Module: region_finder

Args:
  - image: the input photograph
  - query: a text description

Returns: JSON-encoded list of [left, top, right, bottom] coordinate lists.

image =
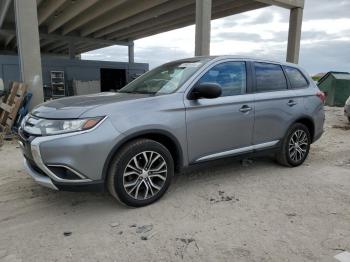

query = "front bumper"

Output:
[[19, 117, 124, 190], [23, 158, 58, 190]]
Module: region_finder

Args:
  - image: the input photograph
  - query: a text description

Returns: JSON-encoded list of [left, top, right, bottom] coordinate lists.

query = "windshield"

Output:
[[119, 59, 209, 95]]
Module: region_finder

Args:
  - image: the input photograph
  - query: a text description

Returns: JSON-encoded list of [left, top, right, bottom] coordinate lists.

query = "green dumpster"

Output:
[[318, 72, 350, 106]]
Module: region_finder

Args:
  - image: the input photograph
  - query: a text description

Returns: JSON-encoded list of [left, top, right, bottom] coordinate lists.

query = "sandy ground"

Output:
[[0, 106, 349, 262]]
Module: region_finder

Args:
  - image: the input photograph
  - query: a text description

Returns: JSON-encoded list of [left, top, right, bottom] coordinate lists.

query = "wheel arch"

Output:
[[102, 129, 184, 181], [292, 116, 315, 142]]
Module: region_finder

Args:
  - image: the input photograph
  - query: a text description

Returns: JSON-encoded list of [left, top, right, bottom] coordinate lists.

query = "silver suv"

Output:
[[19, 56, 325, 207]]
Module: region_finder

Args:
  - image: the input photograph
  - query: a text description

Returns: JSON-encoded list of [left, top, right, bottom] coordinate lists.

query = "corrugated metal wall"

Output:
[[0, 55, 148, 93]]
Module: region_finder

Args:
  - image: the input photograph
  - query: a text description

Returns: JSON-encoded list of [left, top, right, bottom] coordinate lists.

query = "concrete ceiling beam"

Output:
[[80, 0, 169, 37], [62, 0, 127, 35], [0, 28, 130, 47], [93, 0, 194, 38], [107, 5, 195, 40], [52, 44, 71, 53], [45, 41, 67, 52], [38, 0, 67, 25], [65, 41, 94, 54], [254, 0, 304, 9], [40, 38, 56, 48], [48, 0, 99, 33], [108, 0, 247, 40], [39, 32, 130, 46], [123, 2, 267, 41], [126, 19, 193, 41], [76, 43, 108, 54]]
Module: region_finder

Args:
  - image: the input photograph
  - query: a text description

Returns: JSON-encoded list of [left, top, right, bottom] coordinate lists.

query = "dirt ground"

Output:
[[0, 106, 349, 262]]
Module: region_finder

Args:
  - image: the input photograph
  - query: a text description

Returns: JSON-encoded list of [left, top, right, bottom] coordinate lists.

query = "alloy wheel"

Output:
[[123, 151, 168, 200], [288, 129, 308, 162]]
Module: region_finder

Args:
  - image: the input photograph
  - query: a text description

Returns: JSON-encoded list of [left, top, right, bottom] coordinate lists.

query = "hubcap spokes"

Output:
[[288, 130, 308, 162], [123, 151, 167, 200]]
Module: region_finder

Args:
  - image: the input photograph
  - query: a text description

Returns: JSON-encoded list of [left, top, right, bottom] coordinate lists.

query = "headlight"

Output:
[[23, 116, 104, 136]]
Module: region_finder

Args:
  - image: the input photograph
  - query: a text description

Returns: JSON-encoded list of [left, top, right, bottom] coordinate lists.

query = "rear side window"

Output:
[[198, 62, 246, 97], [284, 66, 309, 89], [254, 62, 287, 92]]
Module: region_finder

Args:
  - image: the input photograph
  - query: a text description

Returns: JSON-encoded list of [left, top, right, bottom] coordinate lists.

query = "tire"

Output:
[[348, 116, 350, 123], [107, 139, 174, 207], [276, 123, 311, 167]]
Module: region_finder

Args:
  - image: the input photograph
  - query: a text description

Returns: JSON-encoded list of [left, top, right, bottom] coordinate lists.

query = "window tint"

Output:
[[198, 62, 246, 97], [254, 62, 287, 92], [284, 66, 308, 89]]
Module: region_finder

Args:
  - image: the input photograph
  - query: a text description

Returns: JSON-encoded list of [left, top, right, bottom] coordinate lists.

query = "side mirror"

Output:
[[190, 82, 222, 100]]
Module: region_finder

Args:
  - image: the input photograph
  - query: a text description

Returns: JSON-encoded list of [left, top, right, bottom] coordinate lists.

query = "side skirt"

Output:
[[195, 140, 280, 163], [183, 145, 281, 174]]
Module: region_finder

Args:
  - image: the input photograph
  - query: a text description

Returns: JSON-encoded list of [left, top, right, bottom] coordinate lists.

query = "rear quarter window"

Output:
[[284, 66, 309, 89], [254, 62, 288, 92]]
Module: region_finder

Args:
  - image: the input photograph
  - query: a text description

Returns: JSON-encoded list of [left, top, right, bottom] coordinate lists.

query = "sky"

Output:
[[81, 0, 350, 75]]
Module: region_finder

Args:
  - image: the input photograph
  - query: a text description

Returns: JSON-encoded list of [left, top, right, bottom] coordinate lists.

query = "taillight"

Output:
[[316, 91, 326, 103]]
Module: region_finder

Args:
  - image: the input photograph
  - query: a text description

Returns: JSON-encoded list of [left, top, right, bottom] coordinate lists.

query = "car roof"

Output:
[[169, 55, 299, 68], [212, 55, 298, 66]]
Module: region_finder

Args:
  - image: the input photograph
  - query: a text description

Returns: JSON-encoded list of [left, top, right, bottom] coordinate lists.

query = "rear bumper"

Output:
[[312, 104, 325, 143], [313, 129, 324, 143]]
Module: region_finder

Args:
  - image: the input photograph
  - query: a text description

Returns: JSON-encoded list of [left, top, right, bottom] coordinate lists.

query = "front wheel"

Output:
[[276, 123, 311, 167], [107, 139, 174, 207]]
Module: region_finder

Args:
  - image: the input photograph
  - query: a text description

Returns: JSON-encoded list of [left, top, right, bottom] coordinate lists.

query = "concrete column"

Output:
[[195, 0, 212, 56], [14, 0, 44, 108], [128, 41, 134, 63], [286, 7, 303, 64], [69, 41, 76, 59]]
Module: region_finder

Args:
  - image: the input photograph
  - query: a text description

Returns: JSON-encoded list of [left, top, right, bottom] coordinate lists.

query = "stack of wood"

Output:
[[0, 82, 28, 144]]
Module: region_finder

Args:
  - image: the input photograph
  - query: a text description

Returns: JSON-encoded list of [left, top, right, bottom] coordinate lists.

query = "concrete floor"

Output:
[[0, 106, 349, 262]]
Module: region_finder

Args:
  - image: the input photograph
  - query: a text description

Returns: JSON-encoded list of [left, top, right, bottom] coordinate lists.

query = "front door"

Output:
[[184, 61, 255, 163]]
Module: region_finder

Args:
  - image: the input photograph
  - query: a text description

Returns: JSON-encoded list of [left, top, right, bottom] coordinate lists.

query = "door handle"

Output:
[[287, 100, 297, 107], [239, 105, 252, 113]]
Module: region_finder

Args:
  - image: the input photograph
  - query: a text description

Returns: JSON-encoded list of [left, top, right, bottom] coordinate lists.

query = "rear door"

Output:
[[252, 62, 303, 145], [184, 60, 255, 163]]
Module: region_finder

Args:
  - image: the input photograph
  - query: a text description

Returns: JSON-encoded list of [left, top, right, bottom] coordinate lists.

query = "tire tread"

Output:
[[276, 123, 311, 167], [107, 138, 173, 207]]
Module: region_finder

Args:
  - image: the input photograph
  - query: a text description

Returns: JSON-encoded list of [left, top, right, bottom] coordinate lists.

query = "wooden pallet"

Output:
[[0, 81, 28, 134]]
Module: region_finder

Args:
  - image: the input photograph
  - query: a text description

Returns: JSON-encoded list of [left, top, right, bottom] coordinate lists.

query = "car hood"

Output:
[[31, 92, 152, 119]]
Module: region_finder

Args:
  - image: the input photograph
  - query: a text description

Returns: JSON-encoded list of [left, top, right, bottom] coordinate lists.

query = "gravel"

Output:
[[0, 106, 349, 261]]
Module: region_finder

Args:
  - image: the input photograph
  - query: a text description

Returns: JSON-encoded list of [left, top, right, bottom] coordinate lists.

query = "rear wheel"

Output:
[[107, 139, 174, 207], [276, 123, 311, 167]]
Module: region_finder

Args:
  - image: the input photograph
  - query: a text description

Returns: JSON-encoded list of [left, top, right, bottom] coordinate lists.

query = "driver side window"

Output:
[[198, 62, 247, 97]]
